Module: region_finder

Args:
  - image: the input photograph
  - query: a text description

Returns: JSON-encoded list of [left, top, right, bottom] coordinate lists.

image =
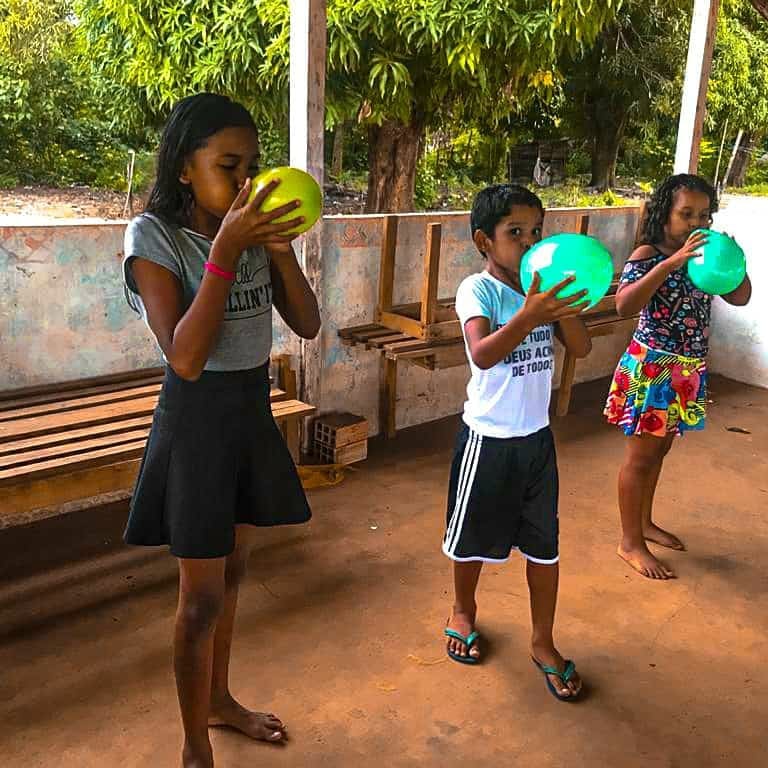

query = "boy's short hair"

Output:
[[470, 184, 545, 246]]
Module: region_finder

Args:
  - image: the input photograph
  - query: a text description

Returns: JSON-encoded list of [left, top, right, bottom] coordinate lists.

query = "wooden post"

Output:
[[721, 128, 744, 192], [380, 357, 398, 439], [420, 223, 442, 329], [376, 215, 399, 319], [290, 0, 326, 425], [555, 213, 590, 417], [674, 0, 720, 174]]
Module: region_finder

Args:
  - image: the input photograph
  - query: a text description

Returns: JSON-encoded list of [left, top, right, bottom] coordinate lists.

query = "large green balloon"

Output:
[[520, 233, 614, 309], [248, 166, 323, 234], [687, 228, 746, 295]]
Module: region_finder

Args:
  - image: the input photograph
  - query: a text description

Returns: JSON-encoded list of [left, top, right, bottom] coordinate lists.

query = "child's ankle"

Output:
[[452, 601, 477, 618]]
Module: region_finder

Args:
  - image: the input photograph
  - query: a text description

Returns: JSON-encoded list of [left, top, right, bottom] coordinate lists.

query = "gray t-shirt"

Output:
[[123, 213, 273, 371]]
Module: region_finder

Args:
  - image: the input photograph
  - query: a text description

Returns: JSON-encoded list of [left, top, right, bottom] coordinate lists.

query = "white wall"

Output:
[[709, 195, 768, 389]]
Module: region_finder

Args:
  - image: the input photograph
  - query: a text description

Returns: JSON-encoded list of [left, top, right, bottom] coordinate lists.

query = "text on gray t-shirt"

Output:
[[123, 213, 272, 371]]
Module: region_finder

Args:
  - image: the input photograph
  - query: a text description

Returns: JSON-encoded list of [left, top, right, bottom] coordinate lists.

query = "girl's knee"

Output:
[[178, 590, 225, 636]]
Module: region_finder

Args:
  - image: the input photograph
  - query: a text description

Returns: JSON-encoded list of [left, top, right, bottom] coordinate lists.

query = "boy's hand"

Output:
[[521, 273, 589, 327], [666, 230, 707, 271]]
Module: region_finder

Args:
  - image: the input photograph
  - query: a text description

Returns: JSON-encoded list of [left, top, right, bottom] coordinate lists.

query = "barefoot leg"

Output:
[[618, 435, 676, 579], [446, 560, 483, 660], [526, 560, 581, 697], [176, 558, 227, 768], [642, 435, 685, 550], [209, 526, 285, 743]]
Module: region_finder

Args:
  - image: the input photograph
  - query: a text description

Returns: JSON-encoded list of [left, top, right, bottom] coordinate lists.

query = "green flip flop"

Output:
[[531, 657, 581, 702], [444, 628, 481, 665]]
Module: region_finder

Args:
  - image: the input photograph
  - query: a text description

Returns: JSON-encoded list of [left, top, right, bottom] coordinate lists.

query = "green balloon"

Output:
[[248, 166, 323, 234], [687, 228, 746, 295], [520, 233, 614, 309]]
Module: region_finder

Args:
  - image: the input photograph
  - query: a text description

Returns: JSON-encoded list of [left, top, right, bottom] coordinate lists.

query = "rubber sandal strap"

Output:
[[444, 628, 480, 648], [533, 657, 577, 681]]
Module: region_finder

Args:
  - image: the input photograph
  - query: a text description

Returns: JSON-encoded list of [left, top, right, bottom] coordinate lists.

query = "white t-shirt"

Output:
[[455, 271, 555, 438]]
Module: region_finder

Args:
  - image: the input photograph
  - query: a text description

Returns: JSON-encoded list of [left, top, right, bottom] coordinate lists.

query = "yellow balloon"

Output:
[[247, 166, 323, 234]]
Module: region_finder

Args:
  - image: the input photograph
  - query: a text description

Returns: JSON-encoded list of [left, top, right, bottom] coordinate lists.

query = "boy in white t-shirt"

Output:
[[443, 184, 591, 701]]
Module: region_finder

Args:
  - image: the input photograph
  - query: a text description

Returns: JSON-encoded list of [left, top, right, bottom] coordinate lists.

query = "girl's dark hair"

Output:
[[145, 93, 258, 227], [470, 184, 544, 255], [641, 173, 718, 244]]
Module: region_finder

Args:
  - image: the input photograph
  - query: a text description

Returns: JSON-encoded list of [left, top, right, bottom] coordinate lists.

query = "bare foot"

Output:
[[644, 523, 686, 551], [617, 542, 676, 579], [531, 643, 582, 699], [182, 741, 213, 768], [445, 608, 480, 661], [209, 695, 286, 743]]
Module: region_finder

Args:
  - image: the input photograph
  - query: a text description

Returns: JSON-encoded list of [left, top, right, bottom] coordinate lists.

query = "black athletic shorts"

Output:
[[442, 424, 559, 564]]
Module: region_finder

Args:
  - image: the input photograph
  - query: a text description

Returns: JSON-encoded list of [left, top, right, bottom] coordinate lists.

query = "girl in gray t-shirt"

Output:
[[122, 93, 320, 766]]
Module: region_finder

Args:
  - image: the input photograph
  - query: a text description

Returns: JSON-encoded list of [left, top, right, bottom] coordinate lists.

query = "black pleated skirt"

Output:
[[124, 364, 311, 559]]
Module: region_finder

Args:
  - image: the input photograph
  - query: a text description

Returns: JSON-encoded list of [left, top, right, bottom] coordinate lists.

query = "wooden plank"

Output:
[[0, 368, 165, 404], [0, 416, 154, 458], [0, 440, 148, 484], [338, 323, 384, 339], [0, 383, 163, 422], [420, 223, 442, 326], [556, 351, 578, 417], [0, 396, 160, 443], [271, 400, 316, 420], [0, 429, 151, 471], [275, 354, 297, 400], [355, 328, 405, 343], [380, 356, 398, 439], [0, 374, 165, 412], [378, 311, 426, 340], [577, 214, 590, 235], [366, 333, 411, 349], [383, 338, 440, 354], [290, 0, 326, 422], [376, 215, 399, 318], [424, 319, 462, 341], [0, 459, 142, 518]]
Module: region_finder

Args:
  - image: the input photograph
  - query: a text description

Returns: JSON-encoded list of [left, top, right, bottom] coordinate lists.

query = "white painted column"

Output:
[[289, 0, 326, 417], [674, 0, 720, 174]]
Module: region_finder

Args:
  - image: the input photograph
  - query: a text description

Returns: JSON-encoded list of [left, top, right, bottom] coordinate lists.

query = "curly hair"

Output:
[[145, 93, 258, 228], [641, 173, 718, 245]]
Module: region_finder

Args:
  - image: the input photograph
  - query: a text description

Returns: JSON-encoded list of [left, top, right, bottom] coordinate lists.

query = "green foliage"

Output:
[[0, 0, 153, 189], [708, 0, 768, 132]]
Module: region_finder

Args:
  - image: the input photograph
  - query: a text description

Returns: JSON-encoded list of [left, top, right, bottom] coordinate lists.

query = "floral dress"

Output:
[[604, 251, 709, 437]]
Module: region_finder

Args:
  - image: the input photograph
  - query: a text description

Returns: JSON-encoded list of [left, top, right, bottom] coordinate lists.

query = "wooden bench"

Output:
[[0, 356, 315, 526], [339, 207, 644, 436]]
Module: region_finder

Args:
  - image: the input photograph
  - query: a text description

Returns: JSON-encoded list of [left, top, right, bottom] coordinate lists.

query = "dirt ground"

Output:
[[0, 183, 366, 221], [1, 375, 766, 768]]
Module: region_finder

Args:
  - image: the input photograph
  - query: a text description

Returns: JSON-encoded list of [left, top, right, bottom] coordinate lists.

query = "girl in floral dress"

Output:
[[605, 174, 751, 580]]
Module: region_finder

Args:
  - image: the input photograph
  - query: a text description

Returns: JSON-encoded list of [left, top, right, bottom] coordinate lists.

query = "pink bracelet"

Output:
[[204, 261, 235, 281]]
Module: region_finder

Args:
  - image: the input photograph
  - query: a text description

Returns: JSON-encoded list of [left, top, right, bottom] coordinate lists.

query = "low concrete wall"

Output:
[[709, 196, 768, 390], [318, 207, 642, 434], [2, 206, 643, 434], [0, 222, 298, 390]]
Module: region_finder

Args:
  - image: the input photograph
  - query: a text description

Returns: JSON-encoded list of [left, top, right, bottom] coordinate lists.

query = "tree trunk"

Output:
[[751, 0, 768, 21], [331, 123, 344, 179], [366, 116, 425, 213], [729, 130, 758, 187], [589, 106, 628, 190]]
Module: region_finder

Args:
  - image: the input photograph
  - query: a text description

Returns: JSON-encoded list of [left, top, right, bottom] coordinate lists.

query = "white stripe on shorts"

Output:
[[444, 430, 483, 556], [444, 429, 479, 548]]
